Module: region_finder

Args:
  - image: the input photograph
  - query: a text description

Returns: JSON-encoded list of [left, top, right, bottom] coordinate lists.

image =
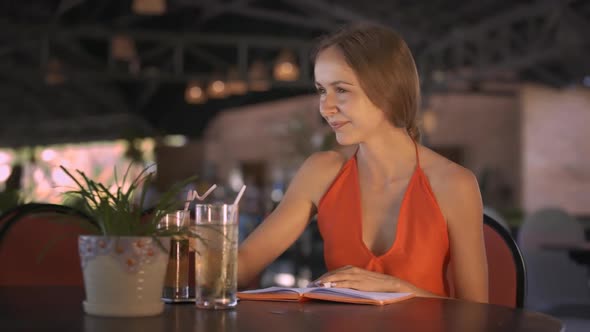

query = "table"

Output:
[[0, 287, 564, 332], [542, 241, 590, 266]]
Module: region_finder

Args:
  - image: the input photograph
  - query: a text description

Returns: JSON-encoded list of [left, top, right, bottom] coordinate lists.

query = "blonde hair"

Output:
[[313, 23, 421, 141]]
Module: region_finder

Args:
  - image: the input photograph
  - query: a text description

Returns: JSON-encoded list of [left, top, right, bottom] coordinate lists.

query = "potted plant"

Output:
[[61, 164, 196, 317]]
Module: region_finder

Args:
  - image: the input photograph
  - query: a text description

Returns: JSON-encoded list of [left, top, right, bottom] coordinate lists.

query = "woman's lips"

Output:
[[329, 121, 349, 130]]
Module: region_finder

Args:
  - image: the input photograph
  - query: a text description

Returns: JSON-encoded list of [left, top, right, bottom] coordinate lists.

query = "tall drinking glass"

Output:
[[159, 210, 193, 302], [193, 203, 239, 309]]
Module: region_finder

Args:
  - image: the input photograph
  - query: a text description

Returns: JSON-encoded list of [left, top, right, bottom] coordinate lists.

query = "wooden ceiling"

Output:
[[0, 0, 588, 146]]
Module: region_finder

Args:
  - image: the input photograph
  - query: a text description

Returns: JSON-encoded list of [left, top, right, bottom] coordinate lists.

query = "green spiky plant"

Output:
[[60, 164, 197, 238]]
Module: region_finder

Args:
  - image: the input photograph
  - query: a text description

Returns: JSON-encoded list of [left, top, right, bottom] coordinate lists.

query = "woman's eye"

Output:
[[316, 87, 326, 95], [336, 87, 347, 93]]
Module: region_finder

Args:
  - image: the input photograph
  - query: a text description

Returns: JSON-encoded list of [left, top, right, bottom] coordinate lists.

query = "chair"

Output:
[[0, 203, 97, 286], [517, 208, 590, 313], [518, 208, 585, 251], [483, 206, 510, 230], [287, 213, 528, 306], [0, 204, 24, 231], [483, 213, 527, 308]]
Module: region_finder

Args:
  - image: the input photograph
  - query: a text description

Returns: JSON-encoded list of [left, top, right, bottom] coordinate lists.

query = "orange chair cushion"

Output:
[[0, 214, 93, 286], [484, 224, 518, 307]]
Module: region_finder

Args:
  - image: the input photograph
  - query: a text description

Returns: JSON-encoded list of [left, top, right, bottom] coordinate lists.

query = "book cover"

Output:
[[237, 287, 415, 305]]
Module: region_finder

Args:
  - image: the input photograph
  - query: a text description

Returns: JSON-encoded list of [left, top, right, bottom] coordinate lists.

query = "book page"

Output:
[[238, 287, 415, 305], [239, 287, 307, 295], [309, 287, 412, 301]]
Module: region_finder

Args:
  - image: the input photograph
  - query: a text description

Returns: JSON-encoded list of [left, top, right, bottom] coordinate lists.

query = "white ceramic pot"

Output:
[[78, 235, 171, 317]]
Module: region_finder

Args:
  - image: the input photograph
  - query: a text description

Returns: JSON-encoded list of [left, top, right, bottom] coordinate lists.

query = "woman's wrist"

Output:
[[397, 281, 443, 298], [401, 281, 414, 293], [393, 278, 413, 293]]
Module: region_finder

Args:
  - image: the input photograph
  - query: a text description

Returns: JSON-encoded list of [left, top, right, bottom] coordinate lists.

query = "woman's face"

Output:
[[314, 46, 390, 146]]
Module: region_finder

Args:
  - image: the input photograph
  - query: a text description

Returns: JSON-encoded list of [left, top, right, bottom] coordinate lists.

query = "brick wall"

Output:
[[522, 84, 590, 215], [427, 92, 521, 209], [203, 95, 322, 185]]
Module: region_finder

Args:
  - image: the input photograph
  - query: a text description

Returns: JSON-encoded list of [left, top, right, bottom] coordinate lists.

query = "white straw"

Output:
[[233, 185, 247, 206], [184, 191, 192, 211], [194, 184, 217, 201], [184, 184, 218, 211], [229, 185, 246, 223]]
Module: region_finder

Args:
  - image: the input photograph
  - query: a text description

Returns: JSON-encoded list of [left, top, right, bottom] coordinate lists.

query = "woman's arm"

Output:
[[237, 152, 345, 288], [441, 168, 488, 303]]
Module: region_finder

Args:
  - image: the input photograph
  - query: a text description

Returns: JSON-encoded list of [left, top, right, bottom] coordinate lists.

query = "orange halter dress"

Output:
[[317, 144, 450, 296]]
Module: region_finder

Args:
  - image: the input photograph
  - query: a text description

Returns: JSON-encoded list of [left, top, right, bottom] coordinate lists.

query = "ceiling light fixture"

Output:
[[132, 0, 166, 15], [207, 79, 227, 99], [273, 49, 299, 81], [249, 60, 270, 92], [111, 35, 136, 61], [226, 67, 248, 95], [45, 58, 66, 85], [185, 81, 207, 104]]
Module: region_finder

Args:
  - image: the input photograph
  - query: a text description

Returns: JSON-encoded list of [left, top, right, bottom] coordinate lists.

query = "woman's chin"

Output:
[[335, 134, 358, 146]]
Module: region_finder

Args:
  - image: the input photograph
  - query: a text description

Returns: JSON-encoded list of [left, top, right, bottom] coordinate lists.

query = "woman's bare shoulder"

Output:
[[307, 149, 350, 167], [295, 148, 353, 205], [420, 147, 476, 186], [300, 149, 349, 181], [419, 146, 481, 219]]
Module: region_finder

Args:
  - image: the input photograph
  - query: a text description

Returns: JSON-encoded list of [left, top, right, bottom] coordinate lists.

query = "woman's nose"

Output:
[[320, 94, 338, 116]]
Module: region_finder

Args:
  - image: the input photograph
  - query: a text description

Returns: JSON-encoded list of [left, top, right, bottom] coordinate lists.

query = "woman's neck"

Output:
[[356, 127, 416, 185]]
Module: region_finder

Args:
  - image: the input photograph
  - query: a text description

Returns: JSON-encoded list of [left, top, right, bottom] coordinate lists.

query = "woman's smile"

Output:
[[329, 121, 351, 130]]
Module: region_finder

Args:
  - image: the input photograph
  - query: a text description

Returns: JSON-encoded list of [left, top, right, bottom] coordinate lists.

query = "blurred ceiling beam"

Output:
[[283, 0, 373, 23], [0, 21, 314, 86], [53, 36, 103, 67], [186, 46, 230, 69], [425, 0, 499, 30], [418, 0, 588, 89], [195, 4, 232, 25], [1, 20, 311, 47], [189, 0, 335, 30], [0, 63, 129, 119], [284, 0, 423, 44], [52, 0, 86, 22], [225, 6, 337, 30]]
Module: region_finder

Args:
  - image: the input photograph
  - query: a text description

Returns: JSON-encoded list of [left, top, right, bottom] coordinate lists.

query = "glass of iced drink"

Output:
[[159, 210, 194, 302], [193, 203, 239, 309]]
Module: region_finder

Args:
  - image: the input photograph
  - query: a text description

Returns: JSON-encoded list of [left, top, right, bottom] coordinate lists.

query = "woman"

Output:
[[238, 23, 488, 303]]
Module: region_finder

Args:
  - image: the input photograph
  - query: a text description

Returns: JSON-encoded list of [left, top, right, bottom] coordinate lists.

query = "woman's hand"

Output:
[[312, 265, 410, 293], [312, 265, 445, 298]]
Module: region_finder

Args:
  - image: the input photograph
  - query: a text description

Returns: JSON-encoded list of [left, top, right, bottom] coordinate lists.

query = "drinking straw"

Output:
[[229, 185, 246, 223], [233, 185, 247, 207], [183, 191, 193, 211], [184, 184, 217, 211], [194, 184, 217, 201]]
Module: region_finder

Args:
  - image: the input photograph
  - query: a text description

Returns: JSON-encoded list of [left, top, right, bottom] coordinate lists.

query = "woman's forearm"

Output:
[[237, 249, 255, 289], [398, 281, 446, 299]]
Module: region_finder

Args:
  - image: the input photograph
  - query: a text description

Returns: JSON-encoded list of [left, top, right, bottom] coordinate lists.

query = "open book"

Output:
[[238, 287, 415, 305]]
